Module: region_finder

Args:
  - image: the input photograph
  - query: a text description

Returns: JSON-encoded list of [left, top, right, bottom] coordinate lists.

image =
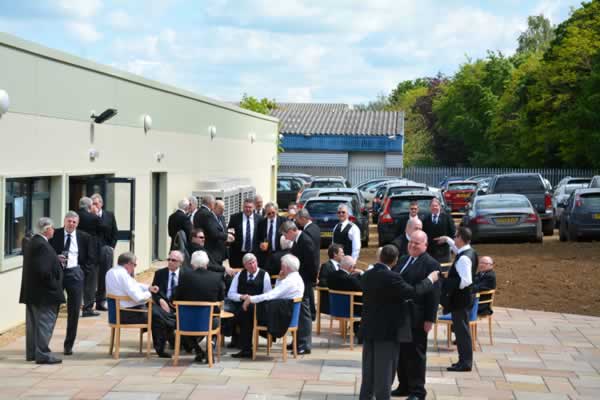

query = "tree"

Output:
[[517, 15, 556, 55], [388, 78, 429, 107], [239, 94, 277, 115], [355, 93, 390, 111]]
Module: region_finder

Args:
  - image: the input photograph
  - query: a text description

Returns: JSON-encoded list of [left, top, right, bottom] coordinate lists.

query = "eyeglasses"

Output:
[[195, 236, 205, 239], [167, 258, 180, 262], [337, 211, 346, 214]]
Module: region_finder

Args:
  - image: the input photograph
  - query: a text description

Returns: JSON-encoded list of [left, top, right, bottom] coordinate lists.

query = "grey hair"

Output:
[[297, 209, 311, 219], [188, 196, 198, 207], [117, 251, 136, 266], [64, 210, 79, 220], [201, 195, 215, 206], [242, 253, 257, 264], [243, 197, 255, 204], [169, 250, 184, 262], [280, 220, 298, 234], [91, 193, 104, 204], [340, 255, 355, 270], [265, 202, 279, 211], [281, 254, 300, 272], [406, 218, 422, 229], [79, 197, 92, 210], [178, 198, 190, 210], [36, 217, 54, 234], [337, 203, 349, 213], [190, 250, 209, 269]]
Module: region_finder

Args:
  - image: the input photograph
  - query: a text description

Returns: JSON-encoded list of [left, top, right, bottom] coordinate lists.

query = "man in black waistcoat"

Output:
[[436, 227, 478, 372], [422, 198, 456, 263], [359, 245, 439, 400], [391, 230, 440, 399], [92, 193, 119, 312], [332, 204, 361, 262], [228, 198, 263, 268], [227, 253, 272, 358], [49, 211, 95, 356], [19, 218, 65, 364]]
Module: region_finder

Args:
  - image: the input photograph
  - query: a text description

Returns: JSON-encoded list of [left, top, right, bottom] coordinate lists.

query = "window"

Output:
[[4, 177, 51, 256]]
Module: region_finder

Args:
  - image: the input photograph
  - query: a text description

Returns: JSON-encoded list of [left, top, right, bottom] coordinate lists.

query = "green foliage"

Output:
[[388, 78, 429, 107], [517, 15, 556, 54], [355, 93, 390, 111], [239, 94, 277, 115]]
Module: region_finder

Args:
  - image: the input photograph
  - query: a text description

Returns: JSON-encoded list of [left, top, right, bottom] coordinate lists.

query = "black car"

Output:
[[559, 188, 600, 241], [303, 195, 369, 247], [277, 176, 304, 210]]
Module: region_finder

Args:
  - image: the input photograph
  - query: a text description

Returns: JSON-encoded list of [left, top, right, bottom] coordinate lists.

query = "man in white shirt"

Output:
[[332, 204, 361, 261], [435, 227, 477, 372]]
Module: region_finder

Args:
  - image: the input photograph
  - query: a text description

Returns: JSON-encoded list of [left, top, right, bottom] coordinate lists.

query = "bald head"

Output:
[[408, 230, 428, 257], [406, 218, 423, 235], [340, 255, 355, 272], [479, 256, 494, 272]]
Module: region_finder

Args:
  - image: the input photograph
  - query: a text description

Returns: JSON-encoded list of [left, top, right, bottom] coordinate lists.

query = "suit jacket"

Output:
[[173, 268, 225, 303], [393, 253, 440, 328], [168, 209, 192, 248], [77, 208, 102, 252], [302, 222, 321, 267], [49, 228, 96, 273], [291, 232, 319, 285], [422, 212, 456, 262], [227, 212, 263, 268], [473, 270, 496, 315], [19, 235, 65, 305], [151, 267, 182, 305], [193, 205, 228, 264], [99, 209, 118, 248], [390, 234, 410, 257], [317, 260, 337, 287], [360, 263, 433, 343], [256, 216, 286, 268], [187, 242, 225, 274]]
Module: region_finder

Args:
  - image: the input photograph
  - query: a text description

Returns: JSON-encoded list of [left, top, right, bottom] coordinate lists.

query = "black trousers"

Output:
[[62, 267, 84, 350], [82, 265, 97, 311], [397, 327, 428, 398], [451, 307, 473, 367], [119, 305, 175, 353], [25, 303, 60, 362], [359, 339, 399, 400], [236, 304, 255, 352], [96, 246, 114, 305]]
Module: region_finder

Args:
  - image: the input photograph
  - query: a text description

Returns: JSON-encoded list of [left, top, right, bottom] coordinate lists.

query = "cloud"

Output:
[[58, 0, 102, 18], [66, 21, 102, 42], [286, 87, 313, 102], [108, 10, 132, 30]]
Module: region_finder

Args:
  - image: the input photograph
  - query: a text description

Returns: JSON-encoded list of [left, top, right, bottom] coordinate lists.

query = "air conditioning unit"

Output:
[[193, 177, 255, 225]]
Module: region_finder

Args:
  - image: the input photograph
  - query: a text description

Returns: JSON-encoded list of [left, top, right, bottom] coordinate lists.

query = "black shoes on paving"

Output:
[[64, 348, 73, 356], [96, 303, 108, 311], [81, 310, 100, 317], [36, 358, 62, 365], [390, 387, 409, 397], [231, 350, 252, 359], [447, 362, 472, 372], [296, 347, 311, 355], [156, 351, 172, 359]]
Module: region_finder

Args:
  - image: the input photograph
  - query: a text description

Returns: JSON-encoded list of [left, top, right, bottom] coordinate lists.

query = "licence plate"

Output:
[[456, 193, 471, 198], [321, 232, 333, 238], [593, 214, 600, 220], [495, 217, 519, 224]]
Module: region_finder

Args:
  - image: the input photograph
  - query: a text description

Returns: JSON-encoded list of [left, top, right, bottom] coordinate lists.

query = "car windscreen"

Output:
[[581, 193, 600, 209], [565, 183, 588, 194], [493, 176, 545, 192], [388, 186, 425, 196], [390, 198, 434, 214], [300, 190, 319, 201], [312, 181, 345, 188], [306, 201, 348, 214], [448, 183, 477, 191], [476, 198, 531, 210]]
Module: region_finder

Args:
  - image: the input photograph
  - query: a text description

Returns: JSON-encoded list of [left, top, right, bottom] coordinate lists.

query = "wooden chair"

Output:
[[316, 287, 331, 335], [252, 297, 302, 361], [328, 290, 362, 350], [476, 289, 496, 345], [107, 294, 153, 359], [173, 301, 222, 367], [435, 294, 480, 351]]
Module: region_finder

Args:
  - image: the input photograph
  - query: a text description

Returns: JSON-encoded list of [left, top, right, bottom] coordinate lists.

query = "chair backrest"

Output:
[[478, 289, 495, 308], [175, 301, 218, 332], [329, 290, 361, 318], [107, 297, 117, 325], [469, 295, 480, 322], [289, 298, 303, 328]]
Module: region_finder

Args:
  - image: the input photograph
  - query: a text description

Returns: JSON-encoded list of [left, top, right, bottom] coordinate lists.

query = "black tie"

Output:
[[433, 214, 438, 224], [248, 273, 254, 281], [400, 256, 415, 274], [64, 233, 72, 253], [244, 215, 252, 251], [268, 219, 274, 248]]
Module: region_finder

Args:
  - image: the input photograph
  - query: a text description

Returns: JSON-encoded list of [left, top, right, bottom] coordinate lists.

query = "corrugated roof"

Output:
[[271, 103, 404, 136]]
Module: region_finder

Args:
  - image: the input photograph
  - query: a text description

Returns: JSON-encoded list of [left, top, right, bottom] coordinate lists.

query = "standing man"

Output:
[[282, 221, 318, 354], [188, 196, 199, 224], [391, 218, 423, 257], [435, 227, 477, 372], [392, 230, 440, 399], [19, 218, 65, 364], [256, 202, 286, 275], [332, 204, 361, 262], [193, 195, 233, 265], [254, 194, 265, 217], [359, 245, 439, 400], [76, 196, 102, 317], [422, 198, 455, 263], [296, 208, 321, 267], [228, 198, 262, 268], [168, 198, 192, 251], [91, 193, 119, 312], [49, 211, 95, 356]]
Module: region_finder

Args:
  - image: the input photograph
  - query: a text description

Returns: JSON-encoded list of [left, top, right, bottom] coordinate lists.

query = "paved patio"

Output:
[[1, 306, 599, 400]]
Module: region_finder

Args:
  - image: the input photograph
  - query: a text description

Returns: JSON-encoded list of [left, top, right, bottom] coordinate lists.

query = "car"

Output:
[[278, 172, 313, 185], [376, 190, 441, 246], [277, 176, 304, 210], [555, 176, 591, 190], [303, 195, 369, 247], [438, 176, 465, 188], [309, 177, 350, 189], [462, 194, 542, 243], [552, 182, 590, 227], [297, 188, 321, 209], [468, 174, 495, 182], [372, 181, 426, 223], [590, 176, 600, 188], [442, 180, 478, 213], [354, 177, 400, 202], [558, 188, 600, 241], [315, 188, 370, 246], [485, 173, 555, 236]]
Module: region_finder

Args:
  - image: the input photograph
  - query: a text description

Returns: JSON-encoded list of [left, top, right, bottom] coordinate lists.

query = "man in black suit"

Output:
[[359, 245, 439, 400], [328, 255, 363, 339], [228, 198, 263, 268], [391, 230, 440, 399], [295, 208, 321, 319], [317, 244, 344, 315], [473, 256, 496, 316], [282, 221, 318, 354], [76, 196, 103, 317], [256, 202, 286, 275], [422, 198, 456, 263], [49, 211, 95, 356], [19, 218, 65, 364], [168, 198, 192, 251], [192, 195, 233, 265], [254, 194, 265, 217], [173, 250, 226, 363], [391, 218, 423, 257], [187, 228, 235, 276], [92, 193, 119, 312]]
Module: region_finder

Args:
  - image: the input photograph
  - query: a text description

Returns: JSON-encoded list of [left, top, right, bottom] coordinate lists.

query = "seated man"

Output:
[[473, 256, 496, 316], [327, 255, 363, 339], [228, 253, 272, 358], [391, 218, 422, 257], [318, 244, 344, 288], [187, 228, 235, 277], [106, 252, 173, 358], [172, 250, 226, 363]]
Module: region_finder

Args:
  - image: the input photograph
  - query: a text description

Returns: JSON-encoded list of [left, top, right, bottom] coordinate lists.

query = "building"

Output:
[[0, 33, 279, 332], [271, 103, 404, 184]]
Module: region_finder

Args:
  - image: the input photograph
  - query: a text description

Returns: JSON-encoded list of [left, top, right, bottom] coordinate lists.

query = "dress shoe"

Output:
[[81, 310, 100, 317], [64, 348, 73, 356], [447, 363, 472, 372], [231, 350, 252, 359], [156, 351, 172, 359], [390, 387, 409, 397], [96, 303, 108, 311], [406, 396, 424, 400], [194, 353, 205, 363], [296, 347, 311, 355], [26, 357, 35, 362], [227, 340, 239, 349], [36, 358, 62, 365]]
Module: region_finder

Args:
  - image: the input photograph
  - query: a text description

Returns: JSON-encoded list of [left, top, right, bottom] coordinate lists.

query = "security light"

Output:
[[0, 90, 9, 118], [91, 108, 118, 124]]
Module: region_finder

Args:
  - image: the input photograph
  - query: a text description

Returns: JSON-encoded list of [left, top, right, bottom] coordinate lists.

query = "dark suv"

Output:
[[485, 173, 554, 236], [558, 188, 600, 241]]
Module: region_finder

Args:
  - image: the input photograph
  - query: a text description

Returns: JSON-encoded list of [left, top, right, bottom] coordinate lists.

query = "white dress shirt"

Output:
[[333, 220, 362, 261], [331, 259, 340, 271], [444, 238, 473, 289], [227, 268, 272, 302], [250, 271, 305, 303], [64, 230, 79, 269], [242, 213, 255, 252], [106, 265, 151, 308]]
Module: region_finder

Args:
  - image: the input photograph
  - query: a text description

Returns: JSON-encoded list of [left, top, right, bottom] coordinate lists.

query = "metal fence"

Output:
[[279, 165, 599, 187]]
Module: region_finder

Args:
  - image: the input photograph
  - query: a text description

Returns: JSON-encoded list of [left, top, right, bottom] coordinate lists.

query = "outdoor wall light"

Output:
[[155, 151, 165, 162], [208, 125, 217, 140], [143, 114, 153, 133], [0, 89, 9, 118], [249, 132, 256, 144], [90, 108, 118, 124], [89, 148, 99, 161], [278, 134, 284, 140]]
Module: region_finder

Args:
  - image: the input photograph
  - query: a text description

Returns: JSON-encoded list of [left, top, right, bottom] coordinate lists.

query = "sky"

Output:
[[0, 0, 584, 104]]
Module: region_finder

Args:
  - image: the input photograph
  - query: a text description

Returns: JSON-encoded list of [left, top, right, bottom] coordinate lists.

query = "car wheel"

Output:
[[531, 234, 543, 243], [542, 219, 554, 236]]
